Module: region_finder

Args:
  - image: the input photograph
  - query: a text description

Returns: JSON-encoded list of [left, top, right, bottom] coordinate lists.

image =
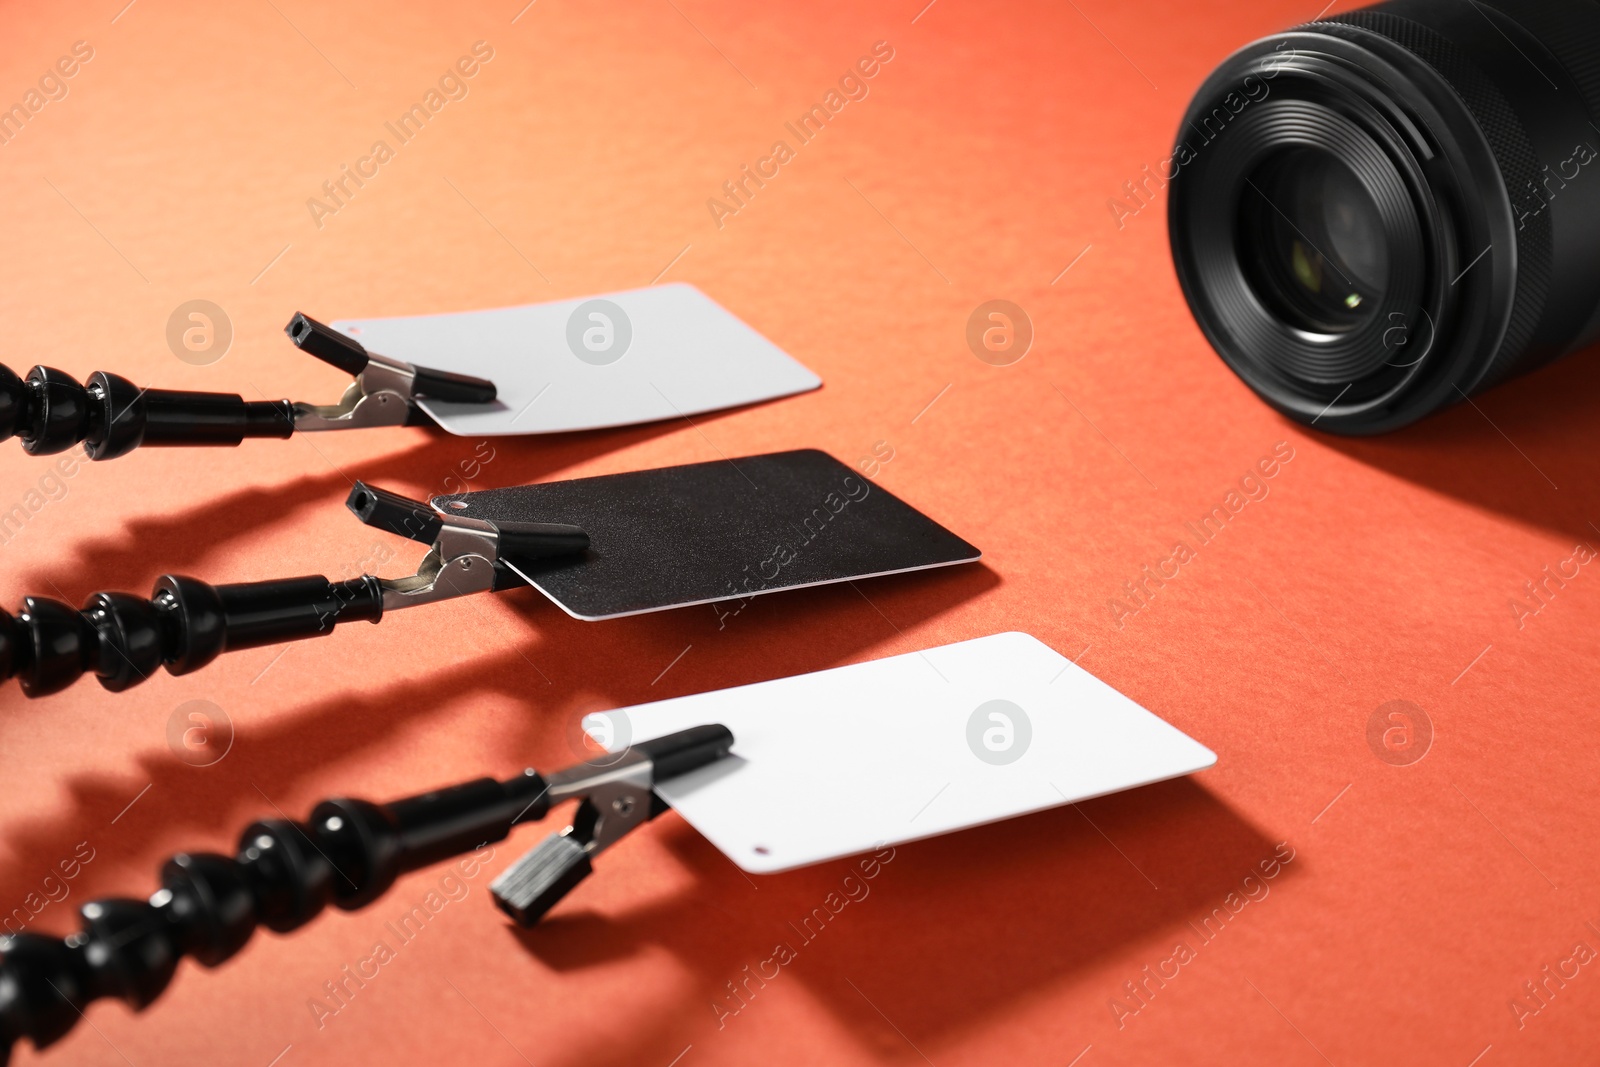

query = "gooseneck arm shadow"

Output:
[[0, 313, 497, 460], [0, 725, 734, 1064]]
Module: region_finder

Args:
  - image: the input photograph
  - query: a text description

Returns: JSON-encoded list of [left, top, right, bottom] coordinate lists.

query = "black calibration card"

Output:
[[436, 449, 981, 620]]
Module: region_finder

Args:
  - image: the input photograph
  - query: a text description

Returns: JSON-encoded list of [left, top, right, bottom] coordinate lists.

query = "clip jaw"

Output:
[[286, 312, 498, 432], [491, 725, 735, 925], [346, 481, 589, 611]]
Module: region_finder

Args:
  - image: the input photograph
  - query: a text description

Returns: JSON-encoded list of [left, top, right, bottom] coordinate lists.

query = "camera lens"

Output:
[[1168, 0, 1600, 433], [1239, 148, 1390, 334]]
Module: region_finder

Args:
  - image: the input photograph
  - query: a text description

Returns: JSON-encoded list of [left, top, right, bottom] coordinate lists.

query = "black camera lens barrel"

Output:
[[1168, 0, 1600, 433]]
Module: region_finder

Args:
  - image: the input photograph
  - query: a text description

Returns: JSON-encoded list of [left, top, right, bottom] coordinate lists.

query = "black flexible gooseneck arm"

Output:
[[0, 724, 734, 1064], [0, 313, 496, 460], [0, 482, 588, 697]]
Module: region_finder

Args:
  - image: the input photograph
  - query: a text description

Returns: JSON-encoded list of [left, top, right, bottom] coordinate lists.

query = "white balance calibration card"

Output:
[[583, 632, 1216, 874], [333, 283, 821, 436]]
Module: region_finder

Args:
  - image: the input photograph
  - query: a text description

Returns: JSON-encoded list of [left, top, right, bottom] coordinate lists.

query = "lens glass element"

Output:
[[1237, 148, 1390, 334]]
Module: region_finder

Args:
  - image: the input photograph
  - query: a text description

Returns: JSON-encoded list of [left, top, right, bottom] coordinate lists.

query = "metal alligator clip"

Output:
[[285, 312, 497, 432], [0, 481, 587, 697], [344, 479, 588, 611], [490, 727, 735, 925], [0, 312, 498, 461]]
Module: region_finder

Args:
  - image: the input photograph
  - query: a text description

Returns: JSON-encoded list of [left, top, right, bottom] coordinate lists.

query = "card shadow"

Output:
[[499, 559, 1003, 703], [508, 774, 1291, 1066]]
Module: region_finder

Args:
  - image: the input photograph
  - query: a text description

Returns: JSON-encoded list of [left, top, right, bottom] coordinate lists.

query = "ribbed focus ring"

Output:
[[1197, 100, 1428, 385]]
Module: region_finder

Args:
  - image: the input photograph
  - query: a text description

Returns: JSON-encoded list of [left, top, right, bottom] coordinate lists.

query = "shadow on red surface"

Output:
[[1314, 343, 1600, 542]]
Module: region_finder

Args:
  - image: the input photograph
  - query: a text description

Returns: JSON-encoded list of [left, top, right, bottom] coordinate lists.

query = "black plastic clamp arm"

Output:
[[0, 723, 734, 1063], [0, 768, 546, 1062], [0, 364, 292, 460], [0, 310, 497, 462], [0, 481, 589, 698], [0, 574, 383, 697]]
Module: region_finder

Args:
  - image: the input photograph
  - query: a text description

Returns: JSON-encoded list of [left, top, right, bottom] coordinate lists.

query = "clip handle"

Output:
[[0, 573, 383, 697], [284, 311, 368, 375], [0, 365, 293, 461], [347, 481, 443, 544], [286, 312, 497, 404], [347, 481, 591, 559]]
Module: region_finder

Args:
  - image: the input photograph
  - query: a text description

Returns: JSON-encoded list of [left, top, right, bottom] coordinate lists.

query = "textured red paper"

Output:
[[1, 2, 1597, 1065]]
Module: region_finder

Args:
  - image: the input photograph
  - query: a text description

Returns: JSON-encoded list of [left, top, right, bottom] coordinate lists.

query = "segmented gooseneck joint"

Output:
[[0, 574, 384, 697], [0, 363, 292, 460], [0, 769, 552, 1064]]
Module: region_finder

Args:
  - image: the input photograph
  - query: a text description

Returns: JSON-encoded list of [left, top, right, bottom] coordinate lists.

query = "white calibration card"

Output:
[[584, 632, 1216, 874], [334, 282, 821, 436]]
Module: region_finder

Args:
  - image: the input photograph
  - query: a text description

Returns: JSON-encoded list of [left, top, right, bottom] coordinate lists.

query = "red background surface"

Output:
[[2, 1, 1598, 1064]]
